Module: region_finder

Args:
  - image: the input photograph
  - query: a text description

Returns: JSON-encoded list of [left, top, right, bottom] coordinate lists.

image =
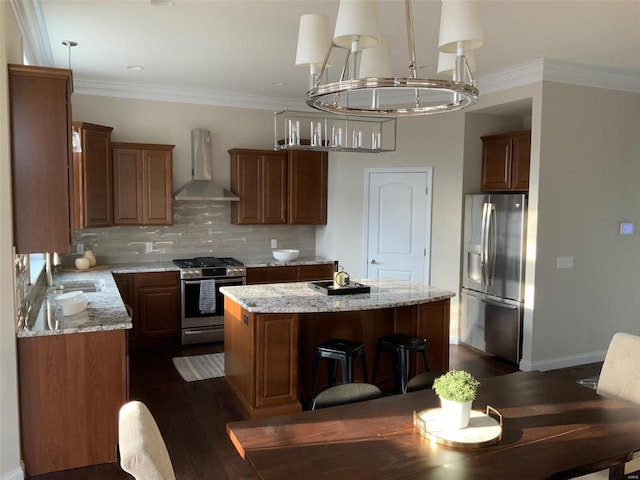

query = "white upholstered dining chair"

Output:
[[118, 400, 177, 480], [574, 332, 640, 479]]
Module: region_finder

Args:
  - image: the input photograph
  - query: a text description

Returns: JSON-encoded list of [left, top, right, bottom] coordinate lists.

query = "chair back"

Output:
[[312, 383, 383, 410], [597, 332, 640, 405], [118, 400, 176, 480]]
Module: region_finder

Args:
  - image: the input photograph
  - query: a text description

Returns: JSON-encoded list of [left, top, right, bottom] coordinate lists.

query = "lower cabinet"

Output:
[[17, 330, 128, 476], [114, 271, 180, 350], [246, 263, 335, 285]]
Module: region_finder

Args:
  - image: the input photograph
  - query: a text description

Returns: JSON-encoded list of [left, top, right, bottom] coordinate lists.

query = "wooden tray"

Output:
[[308, 281, 371, 295], [58, 265, 110, 273], [413, 405, 503, 448]]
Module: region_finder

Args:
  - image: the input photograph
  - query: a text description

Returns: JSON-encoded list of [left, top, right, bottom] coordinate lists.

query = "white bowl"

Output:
[[272, 249, 300, 262], [55, 291, 89, 316]]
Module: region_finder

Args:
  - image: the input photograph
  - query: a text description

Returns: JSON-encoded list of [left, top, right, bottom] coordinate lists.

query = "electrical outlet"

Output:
[[271, 239, 277, 248], [76, 243, 84, 254], [145, 242, 153, 253], [556, 256, 574, 269]]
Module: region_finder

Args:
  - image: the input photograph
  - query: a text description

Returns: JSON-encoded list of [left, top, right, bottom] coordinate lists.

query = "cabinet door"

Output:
[[231, 152, 263, 224], [143, 148, 173, 225], [135, 272, 180, 339], [113, 147, 143, 224], [72, 123, 114, 228], [262, 154, 287, 224], [481, 135, 512, 192], [9, 65, 72, 254], [288, 150, 328, 224], [510, 132, 531, 192], [230, 150, 287, 225]]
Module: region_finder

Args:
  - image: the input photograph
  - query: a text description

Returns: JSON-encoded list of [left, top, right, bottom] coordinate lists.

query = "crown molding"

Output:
[[73, 77, 307, 112], [8, 0, 53, 66], [478, 58, 640, 96]]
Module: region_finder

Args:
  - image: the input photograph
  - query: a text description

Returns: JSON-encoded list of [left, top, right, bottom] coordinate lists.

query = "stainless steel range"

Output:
[[173, 256, 246, 345]]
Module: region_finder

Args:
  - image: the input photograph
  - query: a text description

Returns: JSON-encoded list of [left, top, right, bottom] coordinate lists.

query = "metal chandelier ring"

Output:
[[307, 77, 479, 117]]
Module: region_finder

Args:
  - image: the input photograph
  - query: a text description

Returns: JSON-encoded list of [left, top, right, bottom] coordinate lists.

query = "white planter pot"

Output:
[[439, 397, 473, 429]]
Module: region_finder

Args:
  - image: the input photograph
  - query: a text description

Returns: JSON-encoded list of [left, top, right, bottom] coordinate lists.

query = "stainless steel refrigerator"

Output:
[[460, 193, 527, 363]]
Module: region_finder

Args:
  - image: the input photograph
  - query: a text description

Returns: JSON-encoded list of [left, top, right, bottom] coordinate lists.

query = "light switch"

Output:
[[557, 256, 574, 269], [620, 222, 634, 235]]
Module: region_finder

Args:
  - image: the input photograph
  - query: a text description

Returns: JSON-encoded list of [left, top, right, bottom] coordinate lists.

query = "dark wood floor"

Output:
[[29, 343, 603, 480]]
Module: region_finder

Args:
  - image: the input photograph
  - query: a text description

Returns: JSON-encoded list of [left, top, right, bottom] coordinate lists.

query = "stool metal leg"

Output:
[[327, 359, 338, 387], [360, 351, 368, 383], [310, 350, 322, 409], [344, 356, 352, 384], [372, 341, 382, 385], [399, 348, 410, 394]]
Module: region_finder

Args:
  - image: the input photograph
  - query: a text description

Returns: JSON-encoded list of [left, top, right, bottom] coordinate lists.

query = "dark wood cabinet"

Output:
[[229, 148, 328, 225], [246, 263, 335, 285], [229, 150, 287, 224], [112, 142, 174, 225], [114, 271, 180, 350], [17, 330, 127, 476], [481, 130, 531, 192], [288, 150, 328, 224], [9, 64, 73, 254], [71, 122, 114, 229]]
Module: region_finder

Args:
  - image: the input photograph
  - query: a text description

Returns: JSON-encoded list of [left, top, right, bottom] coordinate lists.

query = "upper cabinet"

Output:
[[229, 148, 328, 225], [481, 130, 531, 192], [71, 122, 114, 229], [112, 142, 174, 226], [9, 65, 73, 254]]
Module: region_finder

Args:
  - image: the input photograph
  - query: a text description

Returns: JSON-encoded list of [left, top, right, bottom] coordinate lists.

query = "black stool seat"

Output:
[[310, 338, 368, 409], [372, 333, 430, 394]]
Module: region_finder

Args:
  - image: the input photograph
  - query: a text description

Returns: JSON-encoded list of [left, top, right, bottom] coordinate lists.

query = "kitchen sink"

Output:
[[51, 280, 103, 293]]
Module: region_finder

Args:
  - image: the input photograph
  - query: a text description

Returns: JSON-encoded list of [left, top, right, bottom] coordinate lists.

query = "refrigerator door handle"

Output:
[[487, 203, 497, 287], [481, 202, 490, 286]]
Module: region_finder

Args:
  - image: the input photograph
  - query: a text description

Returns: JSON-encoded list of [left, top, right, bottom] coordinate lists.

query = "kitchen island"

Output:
[[221, 279, 455, 419]]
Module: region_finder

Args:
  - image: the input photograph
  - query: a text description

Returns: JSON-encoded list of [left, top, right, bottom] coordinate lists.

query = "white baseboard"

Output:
[[519, 350, 607, 372], [1, 467, 24, 480]]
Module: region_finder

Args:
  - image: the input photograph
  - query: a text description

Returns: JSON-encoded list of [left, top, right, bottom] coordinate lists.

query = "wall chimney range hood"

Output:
[[174, 129, 239, 201]]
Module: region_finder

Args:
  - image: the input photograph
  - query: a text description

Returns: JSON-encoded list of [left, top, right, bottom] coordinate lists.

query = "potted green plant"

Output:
[[432, 370, 480, 429]]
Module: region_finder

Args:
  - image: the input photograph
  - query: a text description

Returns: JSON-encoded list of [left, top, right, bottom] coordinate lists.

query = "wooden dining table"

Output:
[[226, 371, 640, 479]]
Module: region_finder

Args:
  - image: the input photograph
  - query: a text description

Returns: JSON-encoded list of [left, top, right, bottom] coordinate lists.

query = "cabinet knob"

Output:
[[370, 259, 378, 265]]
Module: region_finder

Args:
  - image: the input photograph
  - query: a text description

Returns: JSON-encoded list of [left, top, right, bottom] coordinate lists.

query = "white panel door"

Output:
[[365, 168, 432, 283]]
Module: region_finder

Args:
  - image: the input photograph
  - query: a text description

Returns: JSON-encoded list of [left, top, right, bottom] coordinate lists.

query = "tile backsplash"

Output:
[[66, 201, 317, 265]]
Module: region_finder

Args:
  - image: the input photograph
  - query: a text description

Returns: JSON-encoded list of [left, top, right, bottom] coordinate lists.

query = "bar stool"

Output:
[[310, 338, 368, 408], [371, 333, 429, 394]]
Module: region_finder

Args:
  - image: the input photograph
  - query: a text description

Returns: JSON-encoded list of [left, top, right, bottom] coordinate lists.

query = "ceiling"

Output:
[[25, 0, 640, 111]]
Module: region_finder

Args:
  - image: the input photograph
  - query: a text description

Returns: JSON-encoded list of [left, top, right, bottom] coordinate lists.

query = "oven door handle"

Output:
[[184, 326, 224, 335], [183, 278, 245, 286]]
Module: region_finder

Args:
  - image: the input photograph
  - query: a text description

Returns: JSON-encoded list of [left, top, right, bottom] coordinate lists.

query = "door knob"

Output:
[[370, 259, 378, 264]]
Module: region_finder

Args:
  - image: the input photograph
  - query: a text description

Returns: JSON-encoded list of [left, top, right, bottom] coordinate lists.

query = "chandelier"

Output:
[[295, 0, 483, 117]]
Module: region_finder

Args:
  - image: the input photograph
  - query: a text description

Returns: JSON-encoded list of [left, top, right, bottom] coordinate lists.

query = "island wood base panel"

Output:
[[224, 298, 450, 419]]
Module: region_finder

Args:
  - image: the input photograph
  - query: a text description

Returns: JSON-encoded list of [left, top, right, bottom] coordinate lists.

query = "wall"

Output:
[[316, 113, 467, 337], [69, 95, 318, 264], [529, 82, 640, 369], [1, 4, 24, 480]]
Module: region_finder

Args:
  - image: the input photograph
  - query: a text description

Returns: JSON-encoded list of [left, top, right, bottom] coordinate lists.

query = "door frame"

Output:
[[363, 166, 433, 283]]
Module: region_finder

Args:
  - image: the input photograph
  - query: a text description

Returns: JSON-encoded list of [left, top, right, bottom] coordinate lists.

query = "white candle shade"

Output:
[[438, 0, 484, 54], [296, 14, 333, 74], [333, 0, 378, 50], [359, 34, 392, 78]]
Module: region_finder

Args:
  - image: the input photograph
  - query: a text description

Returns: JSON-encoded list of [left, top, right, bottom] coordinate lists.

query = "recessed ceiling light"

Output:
[[150, 0, 174, 6], [272, 81, 286, 87], [126, 65, 144, 71]]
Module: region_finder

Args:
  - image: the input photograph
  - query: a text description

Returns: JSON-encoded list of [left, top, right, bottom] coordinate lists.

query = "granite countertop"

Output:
[[220, 278, 455, 314], [242, 256, 335, 268], [16, 257, 336, 338], [17, 268, 132, 338]]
